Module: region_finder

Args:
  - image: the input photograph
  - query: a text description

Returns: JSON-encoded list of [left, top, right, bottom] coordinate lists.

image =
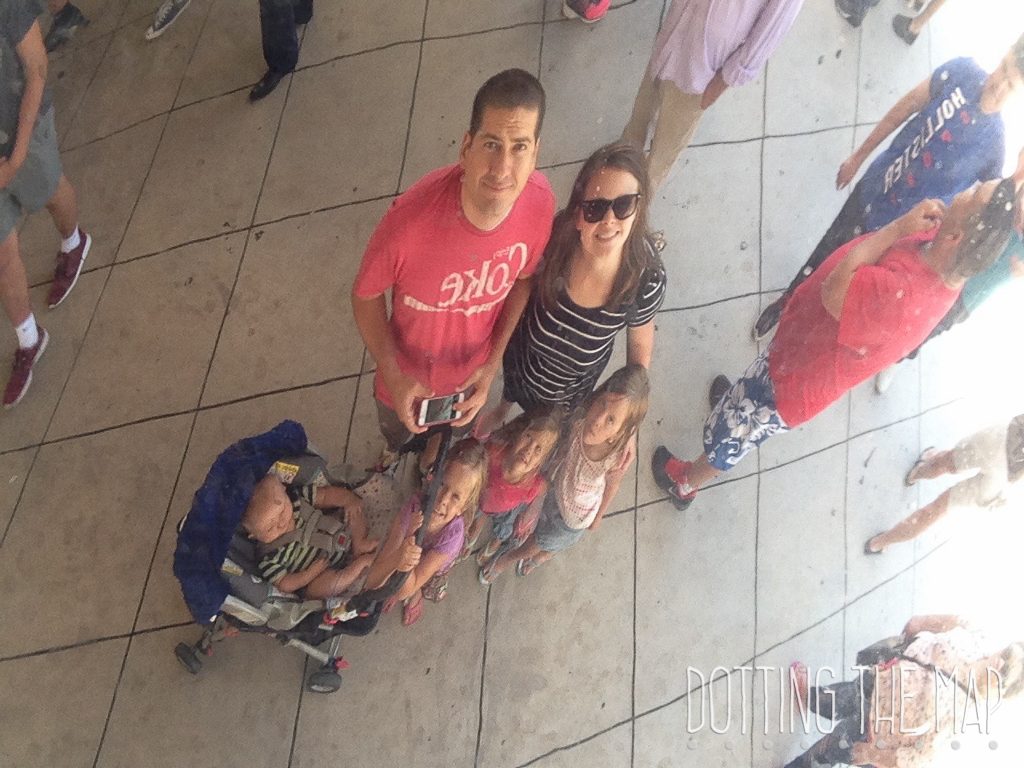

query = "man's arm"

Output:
[[836, 76, 931, 189], [453, 276, 532, 426], [351, 291, 431, 434], [1, 20, 47, 188], [820, 199, 945, 319]]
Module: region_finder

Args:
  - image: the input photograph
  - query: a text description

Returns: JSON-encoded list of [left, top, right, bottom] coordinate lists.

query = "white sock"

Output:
[[61, 227, 81, 254], [15, 314, 39, 349]]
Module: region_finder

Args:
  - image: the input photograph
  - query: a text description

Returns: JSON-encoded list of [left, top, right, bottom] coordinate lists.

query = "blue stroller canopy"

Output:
[[173, 420, 308, 625]]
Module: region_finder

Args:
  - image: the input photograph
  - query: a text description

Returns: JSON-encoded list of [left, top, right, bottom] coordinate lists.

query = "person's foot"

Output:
[[47, 231, 91, 309], [3, 328, 50, 409], [874, 366, 897, 394], [892, 14, 919, 45], [249, 70, 286, 101], [561, 0, 610, 23], [709, 375, 731, 412], [834, 0, 870, 27], [651, 445, 698, 511], [478, 557, 499, 586], [476, 538, 502, 567], [146, 0, 191, 40], [44, 2, 89, 52], [753, 295, 787, 341], [515, 557, 539, 577], [904, 446, 939, 486], [864, 534, 886, 555], [790, 662, 810, 716], [401, 595, 423, 626]]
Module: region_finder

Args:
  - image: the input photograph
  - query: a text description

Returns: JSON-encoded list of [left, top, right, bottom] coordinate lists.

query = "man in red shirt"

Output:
[[652, 177, 1020, 510], [352, 69, 555, 457]]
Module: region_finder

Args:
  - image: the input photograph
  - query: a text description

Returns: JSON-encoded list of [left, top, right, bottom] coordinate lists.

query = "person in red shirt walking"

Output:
[[652, 177, 1021, 510]]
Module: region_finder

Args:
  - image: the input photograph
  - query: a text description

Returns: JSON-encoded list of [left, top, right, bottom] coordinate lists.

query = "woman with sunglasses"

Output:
[[477, 143, 666, 435]]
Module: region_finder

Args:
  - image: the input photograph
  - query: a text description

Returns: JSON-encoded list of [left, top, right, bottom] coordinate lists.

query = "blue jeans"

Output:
[[259, 0, 313, 74]]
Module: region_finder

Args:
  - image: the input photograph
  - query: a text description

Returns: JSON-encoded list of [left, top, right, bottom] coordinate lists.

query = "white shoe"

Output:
[[874, 366, 897, 394], [145, 0, 190, 40]]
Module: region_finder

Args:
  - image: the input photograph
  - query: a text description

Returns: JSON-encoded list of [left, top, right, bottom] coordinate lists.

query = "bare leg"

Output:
[[909, 449, 957, 482], [685, 453, 723, 491], [0, 231, 31, 328], [489, 533, 541, 577], [362, 512, 406, 590], [910, 0, 948, 34], [44, 175, 79, 240], [866, 489, 952, 552]]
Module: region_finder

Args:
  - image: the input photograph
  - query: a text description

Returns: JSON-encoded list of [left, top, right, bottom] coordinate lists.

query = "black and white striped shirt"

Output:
[[502, 264, 665, 411]]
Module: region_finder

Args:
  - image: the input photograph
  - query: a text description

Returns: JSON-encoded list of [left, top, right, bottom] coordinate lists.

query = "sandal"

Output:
[[904, 446, 938, 487], [401, 596, 424, 626], [516, 557, 538, 577], [478, 559, 498, 586], [892, 14, 918, 45]]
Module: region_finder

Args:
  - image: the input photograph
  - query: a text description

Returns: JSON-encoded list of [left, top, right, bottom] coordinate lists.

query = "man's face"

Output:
[[459, 105, 540, 221]]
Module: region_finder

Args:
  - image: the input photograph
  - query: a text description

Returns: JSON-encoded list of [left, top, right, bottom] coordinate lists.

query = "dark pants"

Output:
[[259, 0, 313, 74], [784, 182, 867, 297], [784, 675, 873, 768]]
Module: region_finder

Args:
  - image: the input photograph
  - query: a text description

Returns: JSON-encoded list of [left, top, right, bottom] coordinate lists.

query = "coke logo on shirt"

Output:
[[409, 242, 530, 313]]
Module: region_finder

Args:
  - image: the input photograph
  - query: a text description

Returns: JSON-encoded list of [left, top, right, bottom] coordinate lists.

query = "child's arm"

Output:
[[314, 485, 378, 555], [589, 437, 636, 531], [392, 550, 448, 602], [304, 553, 375, 599], [513, 483, 547, 542], [273, 557, 330, 594], [362, 506, 423, 590]]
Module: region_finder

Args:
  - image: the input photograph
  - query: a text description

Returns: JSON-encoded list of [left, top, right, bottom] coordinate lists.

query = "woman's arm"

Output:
[[625, 320, 655, 368]]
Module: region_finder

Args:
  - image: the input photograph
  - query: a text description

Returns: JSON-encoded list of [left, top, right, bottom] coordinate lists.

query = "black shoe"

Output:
[[651, 445, 697, 512], [44, 2, 89, 52], [249, 70, 286, 101], [834, 0, 875, 27], [753, 295, 787, 341], [709, 375, 731, 412], [892, 14, 918, 45]]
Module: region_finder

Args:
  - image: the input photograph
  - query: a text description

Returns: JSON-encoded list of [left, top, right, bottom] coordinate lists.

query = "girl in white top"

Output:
[[484, 364, 650, 578]]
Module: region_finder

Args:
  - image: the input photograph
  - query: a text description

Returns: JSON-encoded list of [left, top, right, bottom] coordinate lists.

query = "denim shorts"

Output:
[[533, 494, 585, 553], [0, 109, 62, 242]]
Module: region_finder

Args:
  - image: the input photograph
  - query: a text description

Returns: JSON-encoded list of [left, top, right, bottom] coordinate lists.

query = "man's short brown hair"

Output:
[[469, 68, 545, 138]]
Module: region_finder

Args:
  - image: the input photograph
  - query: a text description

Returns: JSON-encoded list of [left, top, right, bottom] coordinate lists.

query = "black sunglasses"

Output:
[[579, 193, 642, 224]]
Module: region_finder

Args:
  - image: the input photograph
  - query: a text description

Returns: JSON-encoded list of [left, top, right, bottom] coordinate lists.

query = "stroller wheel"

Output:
[[306, 668, 342, 694], [174, 642, 203, 675]]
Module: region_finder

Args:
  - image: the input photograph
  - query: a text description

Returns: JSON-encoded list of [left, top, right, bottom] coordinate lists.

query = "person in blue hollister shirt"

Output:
[[754, 34, 1024, 340]]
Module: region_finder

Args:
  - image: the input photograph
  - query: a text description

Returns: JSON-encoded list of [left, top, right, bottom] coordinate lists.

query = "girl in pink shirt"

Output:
[[470, 408, 561, 578], [481, 365, 649, 581]]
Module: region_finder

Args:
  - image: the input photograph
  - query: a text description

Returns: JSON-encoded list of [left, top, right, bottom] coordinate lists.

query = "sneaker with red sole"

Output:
[[651, 445, 698, 511], [562, 0, 610, 23], [3, 328, 49, 409], [47, 231, 91, 309]]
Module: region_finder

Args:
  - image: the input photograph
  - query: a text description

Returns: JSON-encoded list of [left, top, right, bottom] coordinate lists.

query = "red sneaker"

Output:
[[3, 328, 49, 409], [47, 231, 91, 309], [562, 0, 610, 23], [651, 445, 698, 511]]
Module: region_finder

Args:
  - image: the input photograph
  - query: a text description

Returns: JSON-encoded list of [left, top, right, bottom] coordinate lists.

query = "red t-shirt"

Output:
[[769, 230, 959, 426], [479, 442, 545, 516], [353, 164, 555, 407]]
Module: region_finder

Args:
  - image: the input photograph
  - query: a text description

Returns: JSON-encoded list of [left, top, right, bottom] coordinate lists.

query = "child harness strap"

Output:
[[256, 504, 347, 559]]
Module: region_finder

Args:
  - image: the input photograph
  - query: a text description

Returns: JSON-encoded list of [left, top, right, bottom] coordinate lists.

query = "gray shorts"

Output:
[[375, 398, 475, 452], [0, 108, 62, 242], [949, 424, 1010, 509], [533, 494, 586, 553]]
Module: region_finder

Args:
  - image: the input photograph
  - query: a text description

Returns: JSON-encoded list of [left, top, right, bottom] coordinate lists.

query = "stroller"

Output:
[[172, 419, 451, 694]]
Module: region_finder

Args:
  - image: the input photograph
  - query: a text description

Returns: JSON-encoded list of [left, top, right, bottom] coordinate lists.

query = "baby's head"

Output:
[[581, 364, 650, 455], [433, 438, 488, 528], [492, 406, 562, 483], [241, 474, 296, 544]]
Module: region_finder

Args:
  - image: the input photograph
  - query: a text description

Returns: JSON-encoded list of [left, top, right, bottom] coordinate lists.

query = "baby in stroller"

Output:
[[241, 473, 378, 599]]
